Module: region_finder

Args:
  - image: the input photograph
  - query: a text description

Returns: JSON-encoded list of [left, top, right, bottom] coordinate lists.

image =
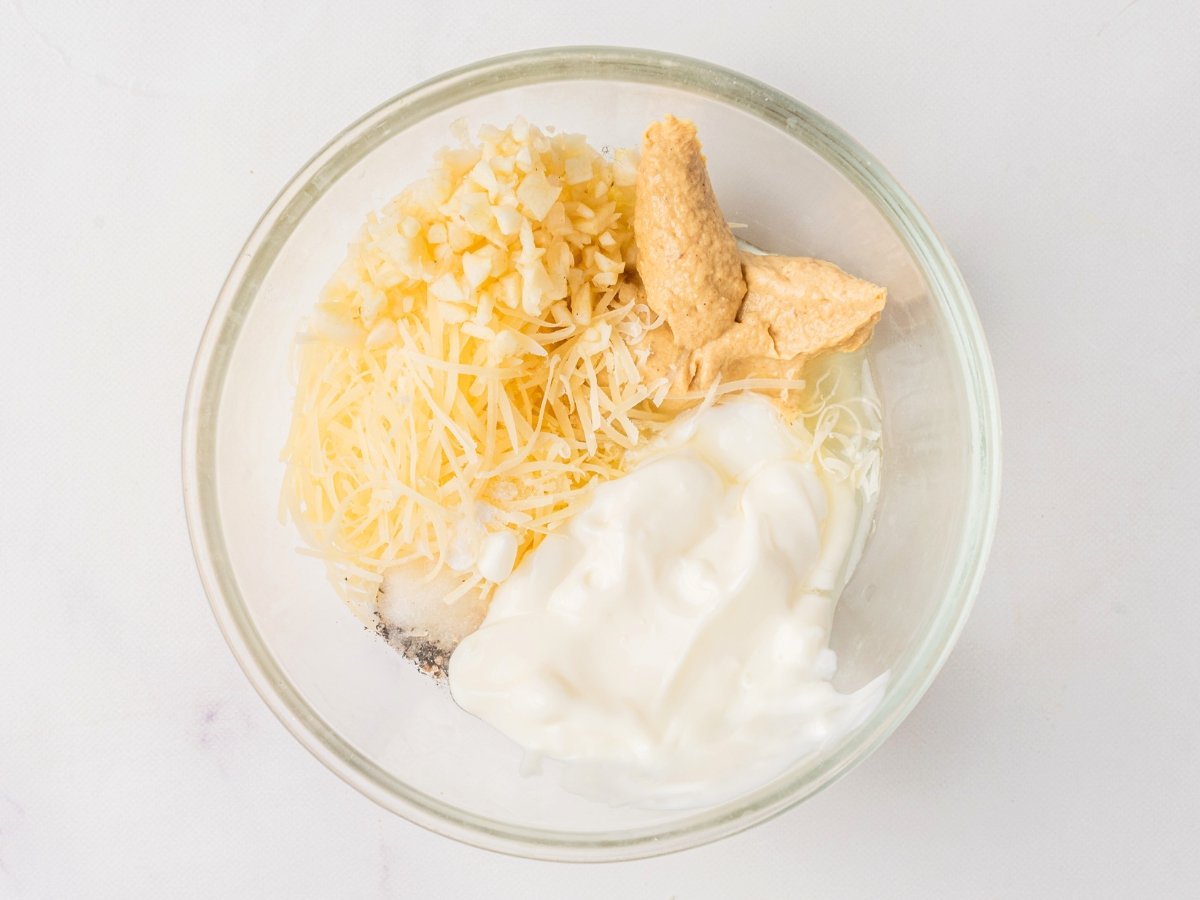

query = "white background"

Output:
[[2, 0, 1197, 896]]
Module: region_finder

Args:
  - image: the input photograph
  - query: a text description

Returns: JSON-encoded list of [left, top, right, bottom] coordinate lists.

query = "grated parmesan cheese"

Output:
[[281, 119, 661, 602]]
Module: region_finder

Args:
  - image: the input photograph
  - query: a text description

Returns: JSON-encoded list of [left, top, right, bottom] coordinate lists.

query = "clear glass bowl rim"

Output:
[[182, 45, 1002, 862]]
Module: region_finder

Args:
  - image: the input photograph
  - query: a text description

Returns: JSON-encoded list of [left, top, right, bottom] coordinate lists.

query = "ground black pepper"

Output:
[[375, 619, 456, 679]]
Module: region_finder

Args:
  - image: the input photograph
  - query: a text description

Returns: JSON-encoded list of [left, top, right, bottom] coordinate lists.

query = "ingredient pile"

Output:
[[282, 114, 888, 805]]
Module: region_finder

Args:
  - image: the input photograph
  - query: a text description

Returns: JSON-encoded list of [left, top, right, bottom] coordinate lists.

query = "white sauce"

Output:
[[449, 397, 886, 808]]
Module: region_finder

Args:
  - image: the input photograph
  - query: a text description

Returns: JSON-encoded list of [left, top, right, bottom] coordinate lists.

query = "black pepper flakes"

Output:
[[376, 620, 457, 679]]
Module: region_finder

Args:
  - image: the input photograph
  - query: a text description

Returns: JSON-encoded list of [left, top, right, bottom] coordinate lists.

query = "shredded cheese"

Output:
[[796, 356, 883, 500], [281, 118, 661, 600]]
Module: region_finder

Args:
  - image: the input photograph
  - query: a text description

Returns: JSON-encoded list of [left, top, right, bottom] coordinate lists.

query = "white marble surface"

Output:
[[2, 0, 1197, 896]]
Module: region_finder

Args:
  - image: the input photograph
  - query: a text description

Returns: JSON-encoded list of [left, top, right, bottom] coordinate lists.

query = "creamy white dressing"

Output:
[[449, 396, 886, 808]]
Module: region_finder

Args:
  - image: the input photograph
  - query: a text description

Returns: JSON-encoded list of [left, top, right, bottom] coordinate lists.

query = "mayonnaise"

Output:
[[449, 397, 886, 808]]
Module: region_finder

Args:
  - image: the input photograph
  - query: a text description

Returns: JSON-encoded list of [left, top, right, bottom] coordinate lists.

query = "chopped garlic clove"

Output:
[[359, 286, 388, 328], [564, 155, 593, 185], [490, 329, 519, 360], [462, 250, 493, 288], [365, 318, 398, 348], [309, 307, 366, 347], [516, 170, 561, 221], [496, 271, 521, 309], [474, 289, 495, 326], [469, 159, 500, 194], [448, 117, 470, 143], [492, 204, 523, 236], [430, 273, 466, 303], [437, 301, 471, 324]]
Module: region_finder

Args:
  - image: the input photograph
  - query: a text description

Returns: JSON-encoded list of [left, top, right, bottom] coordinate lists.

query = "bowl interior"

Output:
[[189, 51, 996, 860]]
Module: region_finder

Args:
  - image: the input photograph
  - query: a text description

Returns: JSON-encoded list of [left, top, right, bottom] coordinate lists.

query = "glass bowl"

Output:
[[183, 47, 1000, 861]]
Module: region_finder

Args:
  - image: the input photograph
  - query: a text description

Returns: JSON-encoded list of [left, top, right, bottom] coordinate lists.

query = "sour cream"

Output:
[[449, 397, 886, 808]]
